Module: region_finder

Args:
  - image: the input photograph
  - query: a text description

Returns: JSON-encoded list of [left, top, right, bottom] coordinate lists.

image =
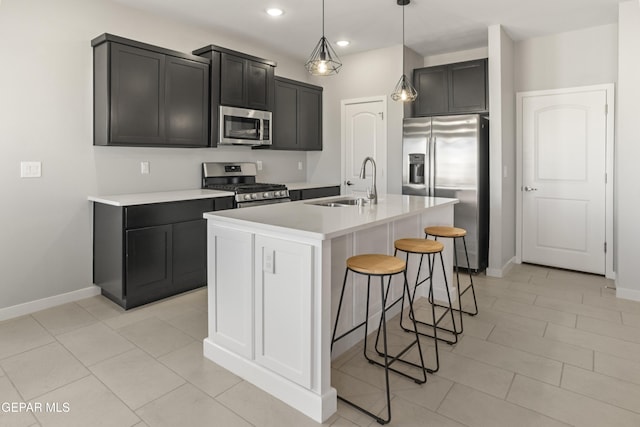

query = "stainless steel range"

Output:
[[202, 162, 290, 208]]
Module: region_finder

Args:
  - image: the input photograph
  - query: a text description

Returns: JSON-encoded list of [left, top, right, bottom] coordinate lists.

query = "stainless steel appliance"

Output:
[[202, 162, 289, 208], [219, 106, 272, 146], [402, 114, 489, 271]]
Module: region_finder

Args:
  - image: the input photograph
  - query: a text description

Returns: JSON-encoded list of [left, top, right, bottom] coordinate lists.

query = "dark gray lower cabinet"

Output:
[[289, 186, 340, 201], [93, 197, 233, 309]]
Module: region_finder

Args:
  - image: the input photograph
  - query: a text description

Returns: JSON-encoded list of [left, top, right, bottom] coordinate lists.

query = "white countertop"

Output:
[[88, 189, 235, 207], [283, 182, 340, 191], [204, 194, 458, 240]]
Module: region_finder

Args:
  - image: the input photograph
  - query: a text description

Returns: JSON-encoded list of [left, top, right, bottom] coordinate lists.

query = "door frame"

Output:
[[340, 96, 388, 195], [515, 84, 615, 279]]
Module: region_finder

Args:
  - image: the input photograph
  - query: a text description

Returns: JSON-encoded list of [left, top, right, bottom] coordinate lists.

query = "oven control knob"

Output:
[[263, 192, 270, 198], [251, 193, 257, 199], [275, 191, 282, 197]]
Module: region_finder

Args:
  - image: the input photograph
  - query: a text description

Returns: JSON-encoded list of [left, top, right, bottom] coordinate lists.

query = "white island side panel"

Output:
[[203, 194, 457, 423]]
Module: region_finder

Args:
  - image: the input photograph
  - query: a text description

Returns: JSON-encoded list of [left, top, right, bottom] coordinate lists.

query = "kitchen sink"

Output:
[[307, 197, 370, 207]]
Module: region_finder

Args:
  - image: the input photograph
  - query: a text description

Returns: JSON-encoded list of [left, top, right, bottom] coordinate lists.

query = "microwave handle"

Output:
[[258, 119, 263, 141]]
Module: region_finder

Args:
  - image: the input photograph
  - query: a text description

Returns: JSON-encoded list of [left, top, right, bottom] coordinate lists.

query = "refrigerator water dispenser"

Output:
[[409, 153, 425, 184]]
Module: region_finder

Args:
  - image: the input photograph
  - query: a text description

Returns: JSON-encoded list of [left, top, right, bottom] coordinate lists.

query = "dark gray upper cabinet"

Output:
[[219, 52, 275, 111], [92, 34, 209, 147], [193, 45, 276, 147], [413, 59, 488, 116], [413, 65, 449, 117], [272, 77, 323, 151]]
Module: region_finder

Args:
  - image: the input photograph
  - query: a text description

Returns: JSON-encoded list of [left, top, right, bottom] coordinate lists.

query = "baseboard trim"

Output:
[[486, 257, 516, 278], [616, 286, 640, 302], [0, 286, 102, 322]]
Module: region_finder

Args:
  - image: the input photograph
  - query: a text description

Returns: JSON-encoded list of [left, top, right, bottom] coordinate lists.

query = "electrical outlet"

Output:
[[298, 161, 303, 170], [20, 161, 41, 178], [256, 160, 263, 171], [263, 249, 275, 274], [141, 161, 150, 175]]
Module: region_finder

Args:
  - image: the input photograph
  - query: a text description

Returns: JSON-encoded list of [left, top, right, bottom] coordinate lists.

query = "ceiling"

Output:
[[112, 0, 625, 59]]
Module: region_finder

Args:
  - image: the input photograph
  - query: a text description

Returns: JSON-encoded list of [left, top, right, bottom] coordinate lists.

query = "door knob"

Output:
[[345, 180, 354, 186], [523, 186, 538, 192]]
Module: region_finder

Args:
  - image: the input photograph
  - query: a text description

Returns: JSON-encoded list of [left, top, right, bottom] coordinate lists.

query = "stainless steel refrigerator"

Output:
[[402, 114, 489, 271]]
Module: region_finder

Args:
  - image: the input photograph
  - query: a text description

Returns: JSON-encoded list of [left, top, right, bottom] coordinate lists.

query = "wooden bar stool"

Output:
[[331, 254, 427, 425], [390, 238, 458, 370], [425, 226, 479, 335]]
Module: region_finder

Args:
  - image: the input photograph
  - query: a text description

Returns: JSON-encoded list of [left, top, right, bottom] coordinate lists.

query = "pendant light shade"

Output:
[[391, 0, 417, 102], [305, 0, 342, 75], [391, 74, 418, 102]]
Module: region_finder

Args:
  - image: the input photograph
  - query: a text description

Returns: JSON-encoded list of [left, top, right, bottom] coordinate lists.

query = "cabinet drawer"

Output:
[[125, 199, 214, 229]]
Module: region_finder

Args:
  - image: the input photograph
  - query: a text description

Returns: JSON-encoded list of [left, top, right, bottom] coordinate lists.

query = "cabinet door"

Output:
[[273, 80, 298, 149], [172, 219, 207, 293], [247, 61, 274, 111], [413, 66, 448, 117], [110, 44, 165, 145], [298, 87, 322, 151], [254, 236, 312, 388], [165, 56, 209, 147], [220, 53, 246, 107], [125, 225, 172, 308], [208, 226, 254, 359], [448, 59, 487, 113]]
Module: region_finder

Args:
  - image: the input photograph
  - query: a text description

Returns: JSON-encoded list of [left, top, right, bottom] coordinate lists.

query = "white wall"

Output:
[[306, 45, 407, 194], [615, 1, 640, 300], [424, 47, 488, 67], [0, 0, 314, 311], [487, 25, 516, 276], [515, 24, 618, 92]]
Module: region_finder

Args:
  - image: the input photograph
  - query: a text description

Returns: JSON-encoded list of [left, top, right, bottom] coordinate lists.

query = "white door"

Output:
[[341, 97, 387, 197], [520, 88, 608, 274]]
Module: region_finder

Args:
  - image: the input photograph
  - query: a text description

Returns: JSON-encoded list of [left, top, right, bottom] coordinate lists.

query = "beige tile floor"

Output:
[[1, 264, 640, 426]]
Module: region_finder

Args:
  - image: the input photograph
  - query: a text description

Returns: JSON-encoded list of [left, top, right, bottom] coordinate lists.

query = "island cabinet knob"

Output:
[[345, 180, 354, 186]]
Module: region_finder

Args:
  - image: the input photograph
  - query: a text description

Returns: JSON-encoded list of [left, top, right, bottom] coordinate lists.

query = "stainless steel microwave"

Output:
[[219, 106, 272, 146]]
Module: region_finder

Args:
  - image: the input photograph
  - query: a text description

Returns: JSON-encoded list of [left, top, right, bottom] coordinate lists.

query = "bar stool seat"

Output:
[[425, 225, 479, 329], [394, 238, 444, 254], [425, 226, 467, 238], [332, 253, 426, 425], [347, 254, 406, 275]]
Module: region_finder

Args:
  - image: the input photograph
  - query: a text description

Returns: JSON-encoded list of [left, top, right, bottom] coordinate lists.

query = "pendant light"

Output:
[[305, 0, 342, 75], [391, 0, 418, 102]]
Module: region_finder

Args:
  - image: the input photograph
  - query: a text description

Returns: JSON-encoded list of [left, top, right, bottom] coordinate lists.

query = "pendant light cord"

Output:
[[322, 0, 325, 37], [402, 2, 405, 75]]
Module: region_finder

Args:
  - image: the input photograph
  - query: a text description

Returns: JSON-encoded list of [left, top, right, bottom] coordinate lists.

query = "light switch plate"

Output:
[[20, 161, 41, 178], [256, 160, 263, 171]]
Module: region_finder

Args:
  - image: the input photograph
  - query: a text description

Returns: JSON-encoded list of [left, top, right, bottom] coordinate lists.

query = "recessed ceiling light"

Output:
[[336, 40, 350, 47], [266, 8, 284, 17]]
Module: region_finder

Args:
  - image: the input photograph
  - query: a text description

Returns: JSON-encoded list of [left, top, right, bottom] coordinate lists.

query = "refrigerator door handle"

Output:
[[430, 136, 436, 197], [425, 136, 433, 196]]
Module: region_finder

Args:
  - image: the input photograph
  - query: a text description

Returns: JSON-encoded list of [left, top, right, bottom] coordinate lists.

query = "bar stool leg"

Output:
[[331, 268, 351, 353], [460, 236, 478, 316], [404, 246, 459, 345]]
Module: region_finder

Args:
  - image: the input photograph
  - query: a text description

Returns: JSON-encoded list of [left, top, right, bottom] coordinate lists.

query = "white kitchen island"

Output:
[[203, 194, 458, 422]]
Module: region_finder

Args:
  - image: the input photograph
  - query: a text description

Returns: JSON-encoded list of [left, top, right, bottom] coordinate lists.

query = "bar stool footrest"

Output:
[[338, 396, 389, 425]]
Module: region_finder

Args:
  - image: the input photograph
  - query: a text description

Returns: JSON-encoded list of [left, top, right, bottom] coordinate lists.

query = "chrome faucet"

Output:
[[359, 156, 377, 204]]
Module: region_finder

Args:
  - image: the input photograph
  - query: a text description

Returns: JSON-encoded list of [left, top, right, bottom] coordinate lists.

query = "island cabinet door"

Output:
[[208, 225, 254, 359], [254, 235, 313, 388]]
